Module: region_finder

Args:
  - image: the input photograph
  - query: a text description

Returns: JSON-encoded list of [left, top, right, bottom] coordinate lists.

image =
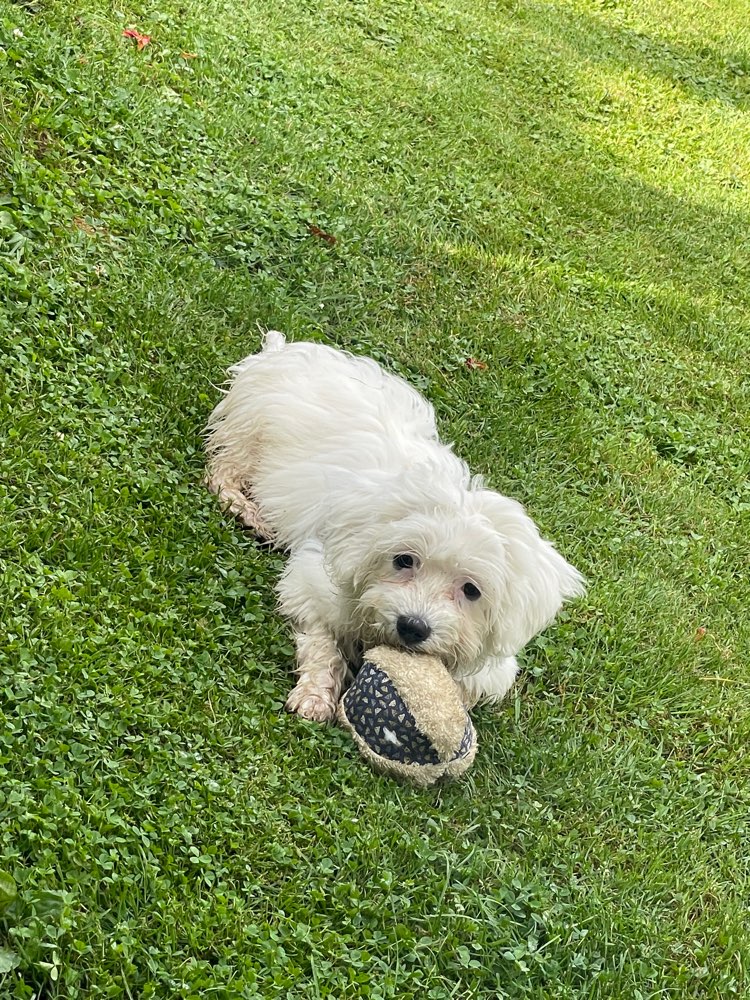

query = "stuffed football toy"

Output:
[[337, 646, 477, 787]]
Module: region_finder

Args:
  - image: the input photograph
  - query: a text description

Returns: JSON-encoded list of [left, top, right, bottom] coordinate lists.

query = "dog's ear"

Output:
[[471, 489, 585, 657]]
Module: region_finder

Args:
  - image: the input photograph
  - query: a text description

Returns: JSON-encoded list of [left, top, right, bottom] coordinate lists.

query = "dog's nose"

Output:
[[396, 615, 431, 646]]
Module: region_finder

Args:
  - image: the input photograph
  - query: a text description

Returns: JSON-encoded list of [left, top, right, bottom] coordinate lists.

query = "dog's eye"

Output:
[[393, 554, 415, 570], [462, 582, 481, 601]]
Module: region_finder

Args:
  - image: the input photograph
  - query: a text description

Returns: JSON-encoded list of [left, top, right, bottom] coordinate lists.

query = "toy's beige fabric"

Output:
[[372, 647, 468, 761], [337, 646, 477, 787]]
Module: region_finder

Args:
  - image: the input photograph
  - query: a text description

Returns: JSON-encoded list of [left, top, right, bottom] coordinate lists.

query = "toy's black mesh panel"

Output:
[[343, 661, 440, 764], [457, 718, 475, 759]]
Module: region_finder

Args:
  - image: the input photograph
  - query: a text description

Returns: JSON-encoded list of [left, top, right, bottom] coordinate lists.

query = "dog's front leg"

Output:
[[278, 541, 349, 722], [454, 655, 519, 710], [285, 627, 348, 723]]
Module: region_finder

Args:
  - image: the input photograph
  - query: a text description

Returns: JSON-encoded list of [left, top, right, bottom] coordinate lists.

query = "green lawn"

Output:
[[1, 0, 749, 995]]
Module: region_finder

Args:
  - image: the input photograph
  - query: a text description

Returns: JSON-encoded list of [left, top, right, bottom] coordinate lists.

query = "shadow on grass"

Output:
[[542, 0, 750, 109]]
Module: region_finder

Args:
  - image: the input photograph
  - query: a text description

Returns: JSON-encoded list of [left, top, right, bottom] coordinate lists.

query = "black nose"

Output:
[[396, 615, 431, 646]]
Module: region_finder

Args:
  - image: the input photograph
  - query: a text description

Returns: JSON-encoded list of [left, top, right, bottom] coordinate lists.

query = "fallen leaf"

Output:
[[465, 357, 488, 371], [307, 223, 336, 245], [122, 28, 151, 50], [695, 626, 707, 640], [73, 217, 96, 236], [180, 51, 197, 59]]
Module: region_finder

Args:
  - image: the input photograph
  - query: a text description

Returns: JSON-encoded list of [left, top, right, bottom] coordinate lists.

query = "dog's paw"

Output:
[[233, 505, 277, 543], [285, 684, 338, 723]]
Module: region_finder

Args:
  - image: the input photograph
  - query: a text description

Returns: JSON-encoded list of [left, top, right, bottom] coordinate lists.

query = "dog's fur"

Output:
[[205, 333, 584, 721]]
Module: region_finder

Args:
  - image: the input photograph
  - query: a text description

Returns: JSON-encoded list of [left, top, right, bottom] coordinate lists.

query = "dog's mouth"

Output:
[[363, 620, 407, 652], [391, 627, 435, 656], [361, 618, 447, 660]]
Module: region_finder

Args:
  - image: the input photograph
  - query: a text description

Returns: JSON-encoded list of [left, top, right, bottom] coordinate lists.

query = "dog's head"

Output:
[[333, 489, 584, 671]]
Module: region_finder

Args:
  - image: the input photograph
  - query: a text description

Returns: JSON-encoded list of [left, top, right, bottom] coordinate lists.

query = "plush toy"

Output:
[[337, 646, 477, 787]]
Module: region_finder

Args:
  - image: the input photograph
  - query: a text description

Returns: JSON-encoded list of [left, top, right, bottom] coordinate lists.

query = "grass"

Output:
[[1, 0, 749, 995]]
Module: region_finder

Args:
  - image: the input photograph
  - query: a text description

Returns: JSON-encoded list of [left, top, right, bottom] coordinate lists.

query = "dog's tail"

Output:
[[262, 329, 286, 353], [225, 329, 286, 381]]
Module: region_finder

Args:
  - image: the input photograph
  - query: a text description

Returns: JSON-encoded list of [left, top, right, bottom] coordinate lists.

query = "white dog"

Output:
[[205, 332, 584, 722]]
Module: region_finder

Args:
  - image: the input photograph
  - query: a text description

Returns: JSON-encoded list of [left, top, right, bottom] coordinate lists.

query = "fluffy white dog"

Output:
[[205, 332, 584, 722]]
